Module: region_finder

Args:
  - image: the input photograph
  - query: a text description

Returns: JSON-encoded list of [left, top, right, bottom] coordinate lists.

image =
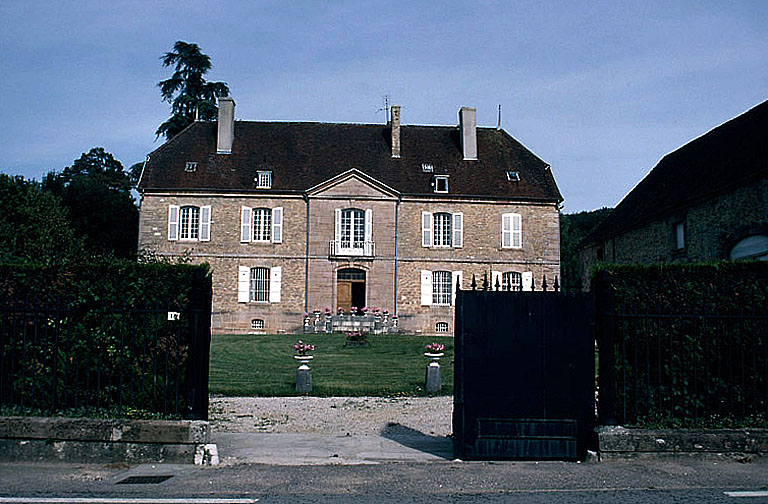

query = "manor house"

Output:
[[137, 98, 562, 335]]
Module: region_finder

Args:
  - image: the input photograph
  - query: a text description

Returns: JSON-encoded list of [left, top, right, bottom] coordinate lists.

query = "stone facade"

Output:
[[580, 179, 768, 290], [138, 102, 563, 335], [138, 178, 560, 335]]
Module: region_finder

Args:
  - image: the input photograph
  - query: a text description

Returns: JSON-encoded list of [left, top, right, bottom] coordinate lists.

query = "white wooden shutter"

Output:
[[270, 266, 282, 303], [240, 207, 252, 243], [501, 213, 512, 248], [522, 271, 533, 292], [420, 270, 433, 306], [491, 270, 502, 290], [272, 207, 283, 243], [451, 270, 463, 305], [199, 205, 211, 241], [237, 266, 250, 303], [452, 212, 463, 248], [334, 208, 342, 243], [422, 212, 432, 247], [168, 205, 179, 241], [512, 213, 522, 248], [364, 209, 372, 243]]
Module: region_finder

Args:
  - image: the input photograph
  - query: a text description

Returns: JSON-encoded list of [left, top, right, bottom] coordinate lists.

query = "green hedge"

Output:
[[0, 260, 211, 419], [596, 260, 768, 314], [594, 261, 768, 428]]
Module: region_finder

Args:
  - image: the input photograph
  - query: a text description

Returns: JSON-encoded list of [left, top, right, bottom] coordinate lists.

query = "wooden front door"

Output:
[[337, 268, 366, 313]]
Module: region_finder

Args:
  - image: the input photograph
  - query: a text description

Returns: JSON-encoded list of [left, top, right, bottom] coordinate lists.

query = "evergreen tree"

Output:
[[156, 41, 230, 140]]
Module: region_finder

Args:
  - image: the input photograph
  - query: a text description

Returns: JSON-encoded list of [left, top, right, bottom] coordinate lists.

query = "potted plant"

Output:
[[424, 342, 445, 359], [344, 330, 370, 347], [293, 340, 315, 366]]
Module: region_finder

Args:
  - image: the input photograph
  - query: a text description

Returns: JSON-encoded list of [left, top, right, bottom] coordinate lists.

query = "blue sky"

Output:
[[1, 0, 766, 212]]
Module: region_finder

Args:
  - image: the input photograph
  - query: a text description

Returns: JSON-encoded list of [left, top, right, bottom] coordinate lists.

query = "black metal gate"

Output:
[[453, 285, 594, 460]]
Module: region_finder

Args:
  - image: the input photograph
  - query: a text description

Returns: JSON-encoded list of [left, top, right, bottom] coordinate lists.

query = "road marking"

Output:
[[0, 499, 258, 504], [725, 491, 768, 498]]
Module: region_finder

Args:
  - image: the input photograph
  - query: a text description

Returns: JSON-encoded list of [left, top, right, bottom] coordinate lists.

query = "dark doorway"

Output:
[[337, 268, 366, 313]]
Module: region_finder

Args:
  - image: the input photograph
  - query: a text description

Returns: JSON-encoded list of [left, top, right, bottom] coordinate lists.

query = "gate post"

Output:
[[595, 270, 617, 426], [186, 268, 212, 420]]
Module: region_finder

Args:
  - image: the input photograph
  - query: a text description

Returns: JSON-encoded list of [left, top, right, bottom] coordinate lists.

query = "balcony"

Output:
[[329, 240, 375, 258]]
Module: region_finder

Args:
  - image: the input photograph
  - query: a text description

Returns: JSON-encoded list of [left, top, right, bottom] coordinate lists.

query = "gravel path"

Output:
[[209, 396, 454, 437]]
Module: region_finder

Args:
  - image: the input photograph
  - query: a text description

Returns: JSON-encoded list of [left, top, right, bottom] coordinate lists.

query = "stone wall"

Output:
[[579, 180, 768, 290]]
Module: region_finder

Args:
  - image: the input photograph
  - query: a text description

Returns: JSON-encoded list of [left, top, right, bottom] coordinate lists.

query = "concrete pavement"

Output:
[[212, 431, 454, 465]]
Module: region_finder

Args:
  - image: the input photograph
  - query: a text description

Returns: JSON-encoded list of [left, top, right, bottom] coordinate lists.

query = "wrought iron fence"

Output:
[[0, 290, 211, 419], [597, 304, 768, 426]]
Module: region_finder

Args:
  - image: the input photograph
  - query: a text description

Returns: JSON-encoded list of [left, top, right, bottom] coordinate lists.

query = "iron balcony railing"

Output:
[[329, 240, 375, 257]]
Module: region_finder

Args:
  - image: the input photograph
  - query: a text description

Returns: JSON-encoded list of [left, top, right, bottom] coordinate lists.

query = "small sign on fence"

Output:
[[167, 311, 180, 321]]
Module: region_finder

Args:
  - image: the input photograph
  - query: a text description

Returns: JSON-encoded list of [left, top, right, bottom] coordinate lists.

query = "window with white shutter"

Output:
[[502, 213, 522, 249], [199, 205, 211, 241], [420, 270, 433, 305], [272, 207, 283, 243], [240, 207, 252, 243], [452, 213, 463, 248], [451, 270, 462, 305], [432, 271, 452, 305], [168, 205, 179, 241], [237, 266, 250, 303], [421, 212, 432, 247], [269, 266, 282, 303]]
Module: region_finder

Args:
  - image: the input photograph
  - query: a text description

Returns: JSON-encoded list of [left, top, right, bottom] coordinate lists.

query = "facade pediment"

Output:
[[306, 169, 400, 200]]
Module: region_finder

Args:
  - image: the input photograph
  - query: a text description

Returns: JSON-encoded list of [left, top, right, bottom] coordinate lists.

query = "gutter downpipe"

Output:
[[393, 194, 401, 315], [303, 192, 310, 313]]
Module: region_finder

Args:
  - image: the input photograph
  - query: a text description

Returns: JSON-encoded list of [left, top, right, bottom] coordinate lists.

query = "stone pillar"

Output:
[[295, 357, 313, 393], [425, 360, 442, 392]]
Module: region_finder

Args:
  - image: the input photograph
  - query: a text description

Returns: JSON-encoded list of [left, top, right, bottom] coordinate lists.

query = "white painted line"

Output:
[[0, 499, 258, 504], [725, 491, 768, 498]]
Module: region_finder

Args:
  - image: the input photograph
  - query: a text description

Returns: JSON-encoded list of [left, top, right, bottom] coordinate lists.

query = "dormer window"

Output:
[[506, 171, 520, 182], [434, 175, 449, 193], [256, 170, 272, 189], [422, 163, 434, 173], [185, 162, 198, 172]]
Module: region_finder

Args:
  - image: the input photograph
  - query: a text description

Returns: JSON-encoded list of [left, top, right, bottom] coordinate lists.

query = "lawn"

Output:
[[209, 333, 454, 397]]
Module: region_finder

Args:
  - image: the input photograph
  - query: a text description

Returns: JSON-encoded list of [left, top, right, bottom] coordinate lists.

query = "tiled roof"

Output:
[[584, 99, 768, 245], [139, 121, 562, 202]]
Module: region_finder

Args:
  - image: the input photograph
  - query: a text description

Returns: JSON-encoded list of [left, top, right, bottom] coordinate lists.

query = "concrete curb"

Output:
[[597, 426, 768, 460], [0, 416, 214, 465]]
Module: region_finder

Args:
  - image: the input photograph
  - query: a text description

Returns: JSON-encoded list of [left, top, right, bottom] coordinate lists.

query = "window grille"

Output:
[[341, 208, 365, 249], [432, 270, 452, 305], [435, 321, 449, 333], [179, 206, 200, 240], [256, 170, 272, 188], [433, 213, 452, 247], [502, 272, 522, 291], [249, 267, 270, 302], [253, 208, 272, 241], [251, 319, 265, 330]]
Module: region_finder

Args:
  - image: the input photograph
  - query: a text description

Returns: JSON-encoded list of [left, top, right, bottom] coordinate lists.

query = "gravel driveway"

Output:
[[209, 396, 454, 437]]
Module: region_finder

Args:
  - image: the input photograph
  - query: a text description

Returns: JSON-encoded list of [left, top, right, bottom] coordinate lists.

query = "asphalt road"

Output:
[[1, 457, 768, 503]]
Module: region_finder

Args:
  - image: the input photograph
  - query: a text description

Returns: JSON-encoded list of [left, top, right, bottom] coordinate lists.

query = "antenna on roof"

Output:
[[377, 95, 390, 123], [496, 104, 502, 131]]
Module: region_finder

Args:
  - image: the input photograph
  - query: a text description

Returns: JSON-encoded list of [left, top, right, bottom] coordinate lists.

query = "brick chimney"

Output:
[[217, 97, 235, 154], [459, 106, 477, 160], [390, 105, 401, 158]]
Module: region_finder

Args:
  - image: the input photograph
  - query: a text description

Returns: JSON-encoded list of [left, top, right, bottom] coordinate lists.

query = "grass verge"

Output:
[[209, 333, 454, 397]]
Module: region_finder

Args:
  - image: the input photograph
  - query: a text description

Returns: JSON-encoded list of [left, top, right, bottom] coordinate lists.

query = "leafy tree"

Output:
[[156, 41, 230, 140], [560, 207, 612, 292], [43, 148, 138, 258], [0, 174, 83, 263]]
